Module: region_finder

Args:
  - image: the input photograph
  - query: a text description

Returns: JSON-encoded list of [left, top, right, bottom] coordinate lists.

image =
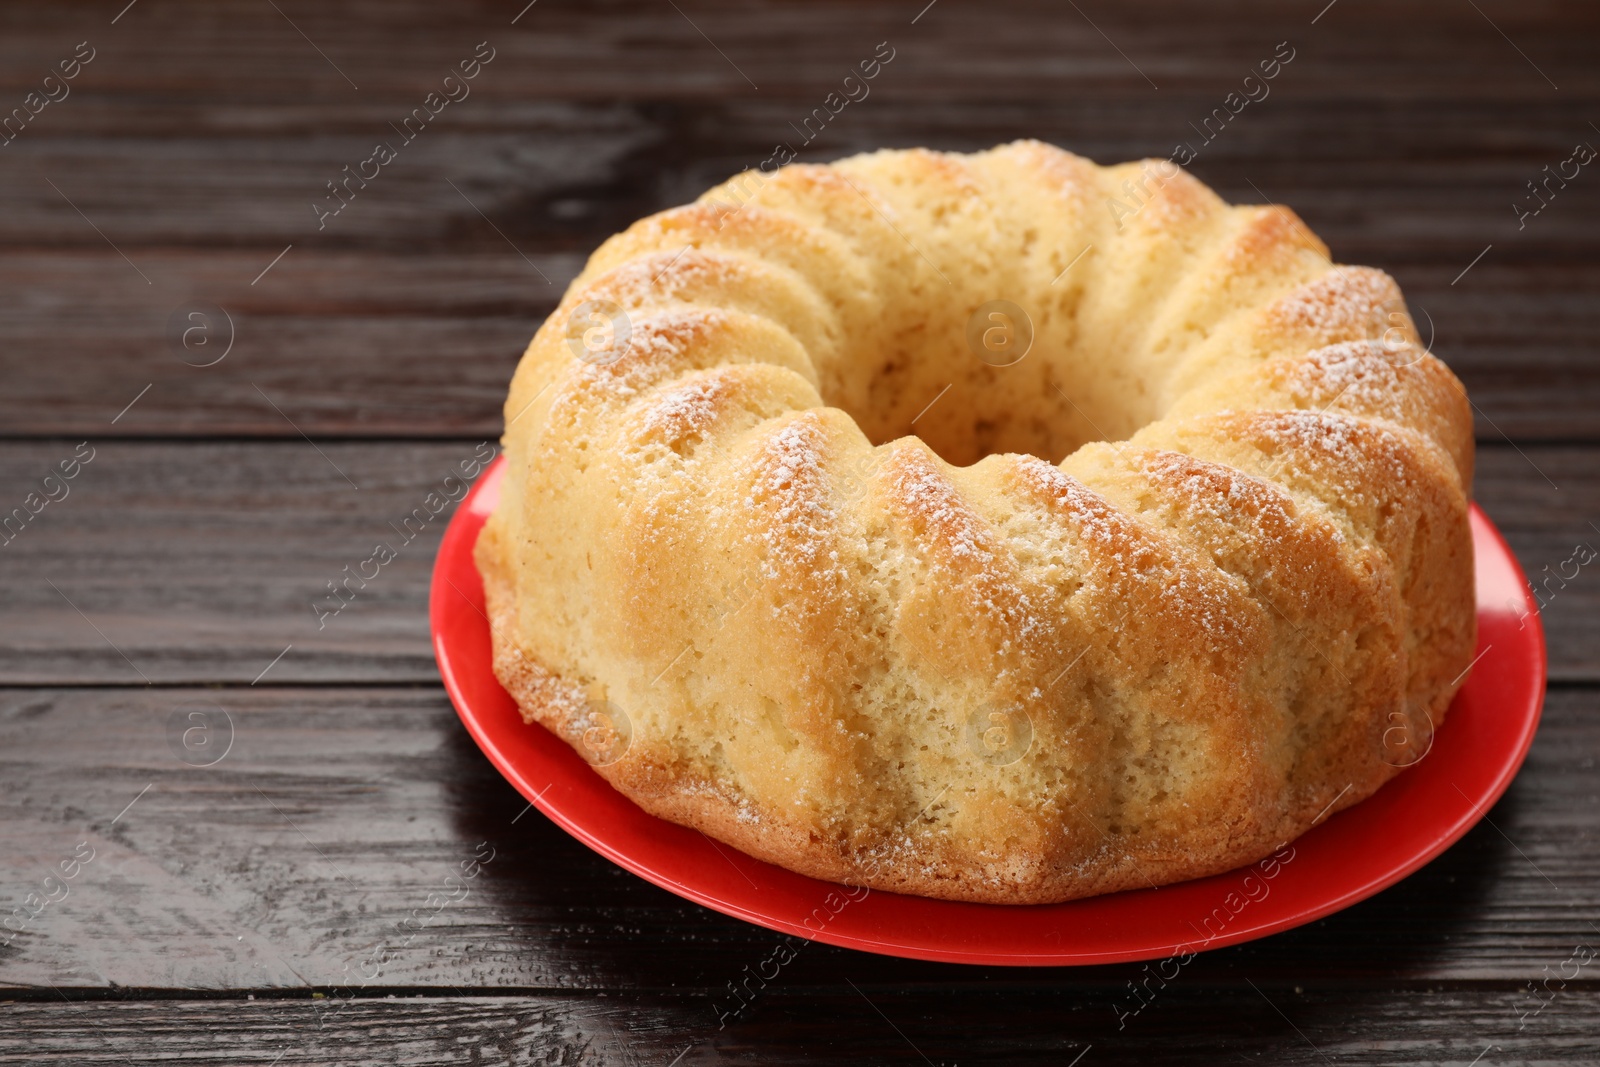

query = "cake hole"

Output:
[[828, 294, 1165, 468]]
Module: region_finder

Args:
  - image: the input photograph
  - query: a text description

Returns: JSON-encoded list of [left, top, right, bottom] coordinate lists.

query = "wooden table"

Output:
[[2, 1, 1597, 1062]]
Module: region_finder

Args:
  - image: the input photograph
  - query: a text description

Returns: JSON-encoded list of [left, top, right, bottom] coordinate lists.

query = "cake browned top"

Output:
[[474, 141, 1475, 904]]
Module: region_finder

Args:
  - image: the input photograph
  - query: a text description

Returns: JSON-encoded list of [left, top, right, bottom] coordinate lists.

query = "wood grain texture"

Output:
[[2, 988, 1600, 1066], [0, 253, 1595, 442], [0, 685, 1595, 993], [1, 0, 1596, 1060], [0, 0, 1592, 101], [0, 4, 1597, 442], [5, 103, 1598, 252], [0, 441, 1593, 684]]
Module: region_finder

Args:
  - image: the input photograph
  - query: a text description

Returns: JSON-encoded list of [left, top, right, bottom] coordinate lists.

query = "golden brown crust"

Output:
[[474, 141, 1476, 905]]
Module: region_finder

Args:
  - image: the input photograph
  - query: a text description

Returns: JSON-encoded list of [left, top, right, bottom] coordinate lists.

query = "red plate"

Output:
[[433, 457, 1546, 966]]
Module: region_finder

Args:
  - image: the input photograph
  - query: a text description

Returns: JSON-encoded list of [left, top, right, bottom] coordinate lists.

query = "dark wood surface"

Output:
[[2, 1, 1597, 1063]]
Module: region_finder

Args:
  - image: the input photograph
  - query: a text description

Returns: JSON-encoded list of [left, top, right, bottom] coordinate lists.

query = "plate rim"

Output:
[[433, 457, 1548, 966]]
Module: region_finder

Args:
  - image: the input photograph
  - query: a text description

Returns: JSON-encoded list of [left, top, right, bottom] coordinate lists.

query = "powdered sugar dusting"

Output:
[[743, 413, 845, 591], [495, 636, 590, 727], [1003, 140, 1095, 215], [887, 449, 1049, 648], [1136, 449, 1326, 613], [1014, 455, 1250, 646], [549, 308, 731, 419], [1012, 456, 1126, 551], [640, 373, 731, 443], [1267, 267, 1400, 344], [888, 452, 990, 563], [1285, 339, 1406, 411], [597, 249, 729, 307], [1247, 410, 1412, 497], [1141, 449, 1293, 529]]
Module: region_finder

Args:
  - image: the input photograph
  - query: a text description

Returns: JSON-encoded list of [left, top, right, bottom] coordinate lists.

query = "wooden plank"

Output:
[[0, 683, 1594, 993], [0, 252, 1595, 442], [0, 127, 656, 248], [0, 0, 1588, 1045], [1, 11, 1595, 441], [0, 987, 1598, 1065], [4, 103, 1598, 250], [0, 251, 567, 439], [0, 0, 1594, 103], [0, 441, 1593, 684], [0, 441, 488, 686]]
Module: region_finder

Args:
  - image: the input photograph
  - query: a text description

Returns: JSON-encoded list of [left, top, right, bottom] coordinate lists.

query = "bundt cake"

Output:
[[474, 141, 1476, 905]]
